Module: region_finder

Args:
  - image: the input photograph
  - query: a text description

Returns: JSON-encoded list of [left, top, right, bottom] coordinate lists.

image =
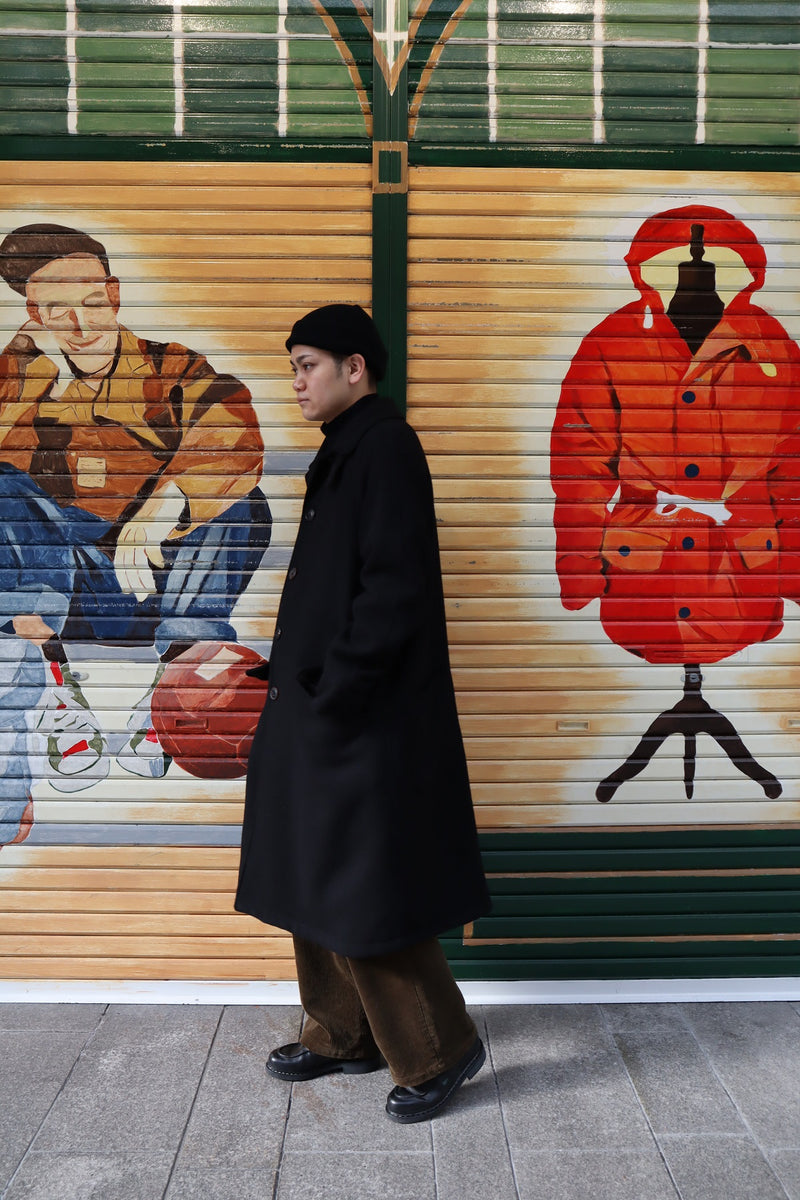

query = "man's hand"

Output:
[[13, 614, 55, 645], [114, 483, 188, 601]]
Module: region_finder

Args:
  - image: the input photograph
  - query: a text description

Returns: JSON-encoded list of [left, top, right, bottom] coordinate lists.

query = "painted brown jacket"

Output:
[[0, 325, 263, 534]]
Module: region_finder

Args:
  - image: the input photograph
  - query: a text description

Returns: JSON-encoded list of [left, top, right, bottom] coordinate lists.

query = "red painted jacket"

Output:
[[551, 205, 800, 664]]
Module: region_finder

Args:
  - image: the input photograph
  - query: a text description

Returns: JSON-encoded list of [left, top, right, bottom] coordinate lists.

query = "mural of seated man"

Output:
[[0, 223, 271, 840]]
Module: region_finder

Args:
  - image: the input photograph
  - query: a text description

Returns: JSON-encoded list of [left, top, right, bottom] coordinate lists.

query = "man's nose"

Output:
[[65, 308, 82, 336]]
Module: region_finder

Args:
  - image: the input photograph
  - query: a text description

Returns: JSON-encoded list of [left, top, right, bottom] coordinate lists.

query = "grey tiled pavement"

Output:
[[2, 1001, 800, 1199]]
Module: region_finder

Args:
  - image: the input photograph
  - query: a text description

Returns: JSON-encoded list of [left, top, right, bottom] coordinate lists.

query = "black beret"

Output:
[[0, 223, 111, 296], [286, 304, 388, 382]]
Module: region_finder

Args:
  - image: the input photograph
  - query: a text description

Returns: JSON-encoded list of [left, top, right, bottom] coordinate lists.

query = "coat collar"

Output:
[[306, 393, 401, 489], [321, 392, 401, 452]]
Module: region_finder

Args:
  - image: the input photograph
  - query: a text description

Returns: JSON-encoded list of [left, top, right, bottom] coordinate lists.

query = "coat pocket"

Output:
[[601, 525, 672, 572]]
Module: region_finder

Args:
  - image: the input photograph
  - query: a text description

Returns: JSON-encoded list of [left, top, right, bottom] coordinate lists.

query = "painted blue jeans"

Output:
[[0, 462, 272, 655], [0, 463, 271, 837]]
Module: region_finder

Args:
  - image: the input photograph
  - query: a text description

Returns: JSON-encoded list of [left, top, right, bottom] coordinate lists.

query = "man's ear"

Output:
[[25, 299, 43, 325], [347, 353, 367, 384], [106, 276, 121, 313]]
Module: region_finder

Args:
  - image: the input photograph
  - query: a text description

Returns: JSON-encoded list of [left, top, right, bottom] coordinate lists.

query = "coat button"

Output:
[[619, 545, 631, 557], [682, 536, 694, 549], [679, 606, 691, 619], [682, 390, 696, 404], [275, 626, 283, 640], [684, 463, 700, 478], [269, 685, 279, 700], [288, 566, 297, 580], [304, 508, 316, 521]]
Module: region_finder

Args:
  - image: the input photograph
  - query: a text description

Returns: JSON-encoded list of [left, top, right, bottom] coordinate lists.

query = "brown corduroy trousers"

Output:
[[293, 934, 478, 1088]]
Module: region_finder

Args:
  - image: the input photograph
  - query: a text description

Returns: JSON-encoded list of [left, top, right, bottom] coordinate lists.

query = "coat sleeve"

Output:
[[550, 334, 621, 610], [308, 421, 436, 719], [765, 337, 800, 602]]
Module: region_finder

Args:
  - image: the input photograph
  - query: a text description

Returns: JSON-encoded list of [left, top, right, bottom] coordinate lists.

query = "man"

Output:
[[236, 304, 490, 1123], [0, 223, 270, 828]]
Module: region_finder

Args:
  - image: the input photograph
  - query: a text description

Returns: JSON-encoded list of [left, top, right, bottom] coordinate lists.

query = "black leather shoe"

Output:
[[385, 1037, 486, 1123], [266, 1042, 383, 1081]]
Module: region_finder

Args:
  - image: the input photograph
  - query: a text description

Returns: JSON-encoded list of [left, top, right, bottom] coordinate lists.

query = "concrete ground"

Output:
[[1, 1000, 799, 1200]]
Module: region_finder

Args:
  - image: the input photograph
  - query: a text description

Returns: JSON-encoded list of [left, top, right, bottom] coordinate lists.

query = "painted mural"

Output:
[[551, 205, 800, 805], [406, 166, 800, 829]]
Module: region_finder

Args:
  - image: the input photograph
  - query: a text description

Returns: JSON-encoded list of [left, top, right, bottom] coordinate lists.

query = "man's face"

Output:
[[290, 344, 360, 424], [25, 253, 120, 378]]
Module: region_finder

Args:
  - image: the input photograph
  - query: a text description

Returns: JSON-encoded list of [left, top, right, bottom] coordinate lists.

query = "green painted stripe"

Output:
[[488, 876, 800, 896], [484, 896, 800, 919], [472, 914, 800, 936], [0, 135, 371, 159], [443, 953, 800, 980], [408, 143, 800, 168]]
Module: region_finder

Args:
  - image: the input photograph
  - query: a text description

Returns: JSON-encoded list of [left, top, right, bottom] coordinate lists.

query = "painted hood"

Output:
[[624, 204, 767, 312]]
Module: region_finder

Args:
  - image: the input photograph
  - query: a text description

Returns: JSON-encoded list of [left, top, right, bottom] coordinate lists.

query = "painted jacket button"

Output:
[[269, 685, 279, 700], [684, 463, 700, 478], [682, 537, 695, 550], [682, 390, 696, 404]]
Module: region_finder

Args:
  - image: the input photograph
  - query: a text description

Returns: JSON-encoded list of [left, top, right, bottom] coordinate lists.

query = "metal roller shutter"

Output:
[[0, 157, 371, 981]]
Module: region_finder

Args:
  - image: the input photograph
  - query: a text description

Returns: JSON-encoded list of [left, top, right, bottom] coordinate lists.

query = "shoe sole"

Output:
[[266, 1055, 383, 1082], [385, 1040, 486, 1124]]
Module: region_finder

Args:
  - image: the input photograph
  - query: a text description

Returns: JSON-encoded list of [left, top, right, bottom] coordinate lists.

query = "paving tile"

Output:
[[0, 1031, 92, 1187], [486, 1005, 654, 1152], [3, 1153, 171, 1200], [276, 1152, 435, 1200], [174, 1006, 298, 1170], [486, 1004, 609, 1057], [91, 1004, 221, 1049], [432, 1010, 518, 1200], [659, 1134, 790, 1200], [767, 1149, 800, 1200], [283, 1066, 432, 1152], [600, 1003, 690, 1033], [682, 1002, 800, 1148], [0, 1004, 106, 1031], [165, 1165, 279, 1200], [613, 1028, 745, 1135], [30, 1034, 215, 1157], [512, 1148, 679, 1200]]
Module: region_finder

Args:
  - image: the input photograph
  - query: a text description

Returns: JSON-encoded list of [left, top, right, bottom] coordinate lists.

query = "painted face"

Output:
[[290, 344, 359, 424], [25, 253, 121, 378]]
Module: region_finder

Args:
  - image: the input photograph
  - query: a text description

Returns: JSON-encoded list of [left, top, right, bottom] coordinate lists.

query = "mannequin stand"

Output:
[[596, 664, 782, 803]]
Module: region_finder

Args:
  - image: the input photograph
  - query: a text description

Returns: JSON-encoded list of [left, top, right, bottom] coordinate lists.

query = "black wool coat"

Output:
[[235, 393, 490, 957]]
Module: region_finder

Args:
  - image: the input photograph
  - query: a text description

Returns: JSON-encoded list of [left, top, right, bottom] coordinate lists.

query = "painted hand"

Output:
[[114, 484, 187, 601]]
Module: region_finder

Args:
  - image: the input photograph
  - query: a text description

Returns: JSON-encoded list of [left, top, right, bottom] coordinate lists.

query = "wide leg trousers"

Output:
[[293, 935, 478, 1088]]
